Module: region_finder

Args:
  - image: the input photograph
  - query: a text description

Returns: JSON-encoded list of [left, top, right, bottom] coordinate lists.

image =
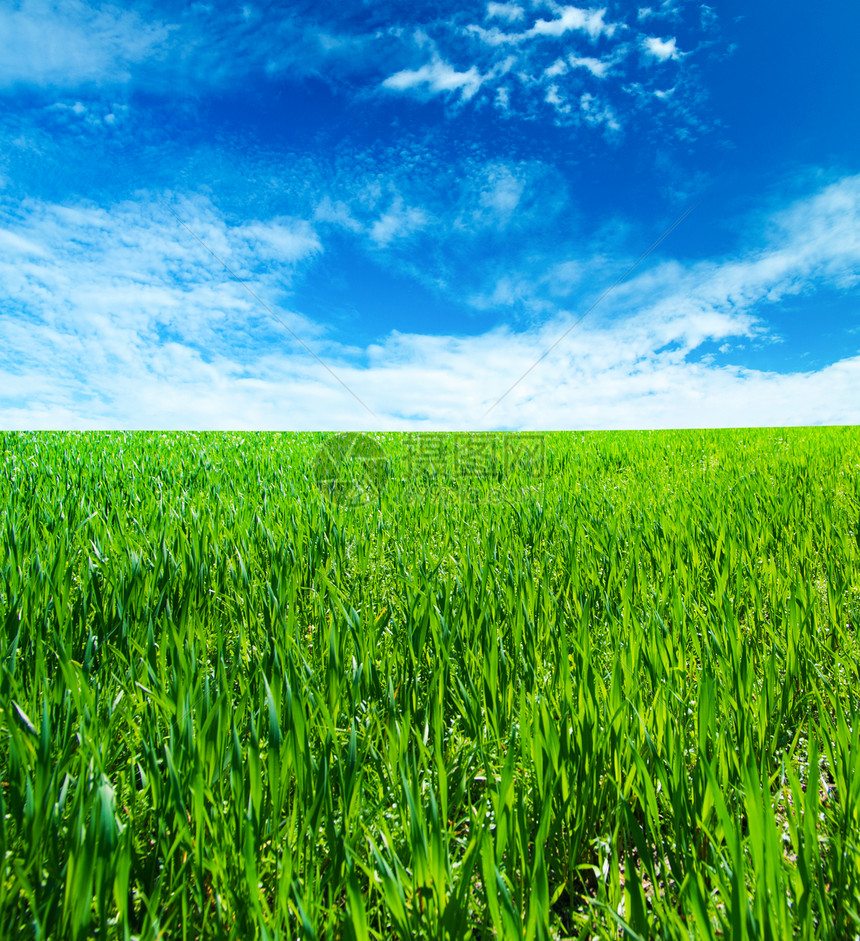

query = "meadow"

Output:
[[1, 428, 859, 939]]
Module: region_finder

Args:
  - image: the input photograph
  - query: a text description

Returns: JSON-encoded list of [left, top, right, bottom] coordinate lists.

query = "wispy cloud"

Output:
[[0, 0, 721, 151], [0, 193, 327, 365], [428, 2, 712, 137], [468, 5, 617, 45], [637, 1, 682, 23], [370, 197, 429, 246], [231, 219, 322, 266], [0, 0, 383, 101], [382, 56, 485, 101], [309, 154, 568, 277], [529, 6, 616, 40], [568, 54, 614, 78], [1, 174, 858, 429], [579, 92, 621, 131], [478, 165, 527, 219], [0, 1, 171, 89]]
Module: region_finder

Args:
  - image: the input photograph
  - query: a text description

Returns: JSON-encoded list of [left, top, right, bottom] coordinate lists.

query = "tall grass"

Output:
[[1, 428, 858, 939]]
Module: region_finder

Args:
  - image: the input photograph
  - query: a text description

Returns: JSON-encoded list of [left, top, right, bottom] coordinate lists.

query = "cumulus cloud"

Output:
[[642, 35, 681, 61]]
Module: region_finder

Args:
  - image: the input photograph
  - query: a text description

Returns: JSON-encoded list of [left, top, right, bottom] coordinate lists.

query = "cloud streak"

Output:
[[0, 0, 721, 148], [382, 56, 485, 101], [468, 5, 617, 45]]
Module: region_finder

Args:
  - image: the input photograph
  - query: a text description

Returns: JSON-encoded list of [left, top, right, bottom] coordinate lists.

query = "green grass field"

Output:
[[1, 428, 859, 939]]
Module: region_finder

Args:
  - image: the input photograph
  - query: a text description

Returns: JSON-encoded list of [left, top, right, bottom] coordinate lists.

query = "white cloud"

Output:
[[314, 197, 363, 233], [0, 193, 327, 365], [0, 1, 392, 99], [580, 92, 620, 131], [700, 5, 719, 31], [312, 157, 555, 255], [545, 84, 570, 113], [236, 220, 322, 262], [486, 2, 525, 22], [0, 0, 714, 146], [479, 165, 526, 218], [370, 198, 429, 247], [0, 227, 47, 257], [2, 175, 858, 430], [638, 1, 681, 22], [463, 24, 517, 46], [47, 100, 88, 116], [529, 6, 615, 40], [0, 1, 171, 89], [468, 5, 617, 45], [455, 4, 705, 128], [568, 54, 612, 78], [382, 56, 484, 100], [642, 35, 681, 61]]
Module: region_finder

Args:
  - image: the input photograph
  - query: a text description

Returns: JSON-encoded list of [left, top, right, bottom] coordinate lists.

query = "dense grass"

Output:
[[1, 428, 859, 940]]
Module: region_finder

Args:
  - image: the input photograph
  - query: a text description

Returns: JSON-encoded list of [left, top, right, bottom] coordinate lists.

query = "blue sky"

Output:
[[0, 0, 858, 429]]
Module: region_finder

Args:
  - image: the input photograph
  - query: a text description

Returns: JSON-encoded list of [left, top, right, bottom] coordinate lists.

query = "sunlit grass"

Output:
[[1, 428, 858, 939]]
